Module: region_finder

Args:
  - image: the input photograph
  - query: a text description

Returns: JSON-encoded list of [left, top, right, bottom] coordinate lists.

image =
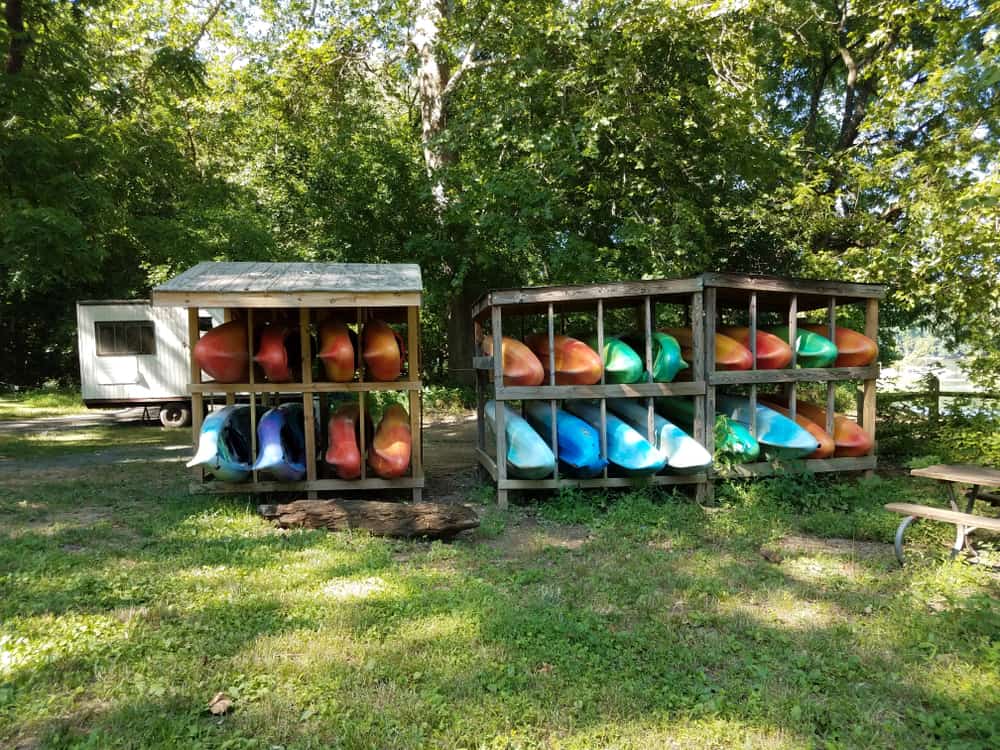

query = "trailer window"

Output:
[[95, 321, 156, 356]]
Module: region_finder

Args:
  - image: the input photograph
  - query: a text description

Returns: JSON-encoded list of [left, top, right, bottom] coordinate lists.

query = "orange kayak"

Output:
[[368, 404, 412, 478], [661, 328, 753, 371], [794, 401, 872, 457], [325, 403, 363, 479], [254, 324, 297, 382], [802, 325, 878, 367], [317, 320, 356, 382], [481, 336, 544, 386], [722, 327, 794, 370], [760, 400, 835, 459], [194, 320, 249, 383], [524, 334, 603, 385], [362, 319, 405, 381]]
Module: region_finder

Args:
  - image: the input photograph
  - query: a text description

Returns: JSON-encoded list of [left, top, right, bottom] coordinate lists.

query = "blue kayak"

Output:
[[485, 401, 555, 479], [607, 399, 711, 474], [187, 405, 253, 482], [253, 403, 308, 481], [564, 401, 666, 475], [524, 402, 607, 478], [716, 395, 819, 458], [655, 397, 760, 462]]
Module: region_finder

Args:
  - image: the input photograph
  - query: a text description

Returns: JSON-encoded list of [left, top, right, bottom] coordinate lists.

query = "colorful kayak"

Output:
[[722, 327, 794, 370], [564, 401, 666, 475], [593, 336, 644, 384], [362, 319, 405, 381], [524, 333, 603, 385], [662, 328, 753, 371], [802, 326, 878, 367], [768, 326, 838, 368], [793, 401, 873, 457], [622, 332, 688, 382], [253, 403, 307, 481], [485, 401, 555, 479], [480, 335, 545, 386], [255, 324, 298, 382], [193, 320, 249, 383], [325, 403, 364, 479], [524, 401, 607, 478], [317, 320, 356, 382], [717, 395, 819, 459], [655, 397, 760, 462], [759, 399, 836, 459], [368, 404, 412, 478], [187, 405, 253, 482], [607, 399, 711, 473]]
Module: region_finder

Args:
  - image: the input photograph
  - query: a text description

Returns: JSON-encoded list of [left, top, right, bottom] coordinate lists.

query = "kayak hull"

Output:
[[525, 334, 603, 385], [655, 397, 760, 462], [769, 326, 838, 368], [793, 401, 873, 457], [717, 396, 819, 458], [722, 327, 794, 370], [363, 319, 405, 381], [485, 401, 555, 479], [318, 321, 356, 382], [595, 337, 644, 384], [481, 336, 545, 386], [194, 320, 249, 383], [802, 326, 878, 367], [325, 403, 363, 479], [253, 403, 307, 481], [564, 401, 666, 475], [662, 328, 752, 371], [524, 402, 607, 478], [607, 399, 711, 473], [254, 324, 298, 383], [369, 404, 412, 478], [759, 400, 836, 459], [187, 405, 253, 482]]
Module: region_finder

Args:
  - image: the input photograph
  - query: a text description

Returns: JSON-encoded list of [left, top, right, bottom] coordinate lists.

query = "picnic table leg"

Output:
[[944, 482, 980, 561], [894, 515, 918, 566]]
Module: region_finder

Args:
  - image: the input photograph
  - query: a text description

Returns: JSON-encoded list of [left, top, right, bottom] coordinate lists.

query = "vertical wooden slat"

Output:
[[547, 303, 559, 481], [299, 308, 317, 497], [407, 305, 422, 486], [863, 298, 878, 470], [704, 287, 717, 472], [188, 309, 204, 480], [690, 290, 709, 504], [492, 305, 507, 508], [749, 291, 757, 436], [788, 294, 797, 419], [223, 308, 236, 406], [355, 308, 367, 480], [644, 295, 654, 443], [827, 297, 837, 437], [247, 308, 257, 482], [597, 299, 608, 479]]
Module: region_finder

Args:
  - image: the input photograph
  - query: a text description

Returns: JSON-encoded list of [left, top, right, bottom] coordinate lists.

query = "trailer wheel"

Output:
[[159, 405, 191, 428]]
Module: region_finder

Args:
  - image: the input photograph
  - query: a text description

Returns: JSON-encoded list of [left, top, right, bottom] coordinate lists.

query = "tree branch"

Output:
[[441, 41, 478, 100], [189, 0, 226, 50]]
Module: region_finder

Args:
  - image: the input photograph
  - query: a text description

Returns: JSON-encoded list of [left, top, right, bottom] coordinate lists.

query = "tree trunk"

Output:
[[5, 0, 28, 75], [259, 499, 480, 539], [412, 0, 453, 211], [446, 284, 479, 385]]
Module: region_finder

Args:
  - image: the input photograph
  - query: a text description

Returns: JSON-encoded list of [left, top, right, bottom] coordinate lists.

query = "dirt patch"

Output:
[[421, 412, 480, 504], [483, 512, 592, 558], [777, 533, 893, 560]]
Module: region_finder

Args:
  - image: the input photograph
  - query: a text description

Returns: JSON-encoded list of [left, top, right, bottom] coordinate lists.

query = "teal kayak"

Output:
[[485, 401, 555, 479], [716, 395, 819, 458], [623, 332, 689, 382], [655, 397, 760, 462], [564, 401, 666, 475], [607, 399, 711, 473], [589, 336, 643, 384], [769, 326, 838, 368], [187, 405, 253, 482], [525, 402, 607, 478]]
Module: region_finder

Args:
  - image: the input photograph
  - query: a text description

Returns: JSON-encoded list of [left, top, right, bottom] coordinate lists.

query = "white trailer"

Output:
[[76, 301, 222, 427]]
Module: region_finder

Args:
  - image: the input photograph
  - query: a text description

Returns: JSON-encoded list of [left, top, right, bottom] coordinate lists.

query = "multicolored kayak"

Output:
[[524, 402, 607, 478], [194, 320, 249, 383], [801, 326, 878, 367], [793, 401, 873, 457], [622, 332, 688, 382], [368, 404, 412, 478], [662, 328, 753, 371], [759, 400, 835, 459], [480, 335, 545, 386], [317, 320, 356, 382], [722, 327, 794, 370], [362, 319, 405, 381], [253, 403, 307, 481], [767, 326, 838, 368], [717, 395, 819, 459], [655, 397, 760, 462], [485, 401, 555, 479], [324, 403, 364, 479], [187, 405, 253, 482], [254, 324, 298, 382], [607, 399, 711, 473], [564, 401, 666, 475], [593, 337, 643, 384], [524, 333, 603, 385]]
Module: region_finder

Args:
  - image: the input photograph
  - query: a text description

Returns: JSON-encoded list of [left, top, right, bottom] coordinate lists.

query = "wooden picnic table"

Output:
[[885, 464, 1000, 565]]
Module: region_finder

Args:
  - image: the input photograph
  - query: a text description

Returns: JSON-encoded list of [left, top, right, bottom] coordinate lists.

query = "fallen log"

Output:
[[259, 499, 480, 539]]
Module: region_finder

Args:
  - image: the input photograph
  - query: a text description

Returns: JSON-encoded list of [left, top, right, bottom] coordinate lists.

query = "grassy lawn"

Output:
[[1, 428, 998, 748], [0, 389, 88, 420]]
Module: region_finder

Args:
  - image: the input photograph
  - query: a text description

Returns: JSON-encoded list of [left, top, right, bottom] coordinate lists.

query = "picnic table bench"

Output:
[[885, 464, 1000, 565]]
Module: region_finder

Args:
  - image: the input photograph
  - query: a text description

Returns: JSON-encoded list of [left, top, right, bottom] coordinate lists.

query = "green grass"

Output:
[[1, 430, 999, 748], [0, 425, 183, 461], [0, 388, 88, 420]]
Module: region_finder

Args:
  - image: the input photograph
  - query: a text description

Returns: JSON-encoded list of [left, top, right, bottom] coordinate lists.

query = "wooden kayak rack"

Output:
[[153, 262, 425, 501], [472, 273, 884, 507]]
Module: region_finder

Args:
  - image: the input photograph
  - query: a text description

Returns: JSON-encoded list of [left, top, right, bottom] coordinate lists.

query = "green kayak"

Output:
[[592, 336, 644, 384], [655, 397, 760, 462], [769, 326, 838, 368], [622, 332, 689, 382]]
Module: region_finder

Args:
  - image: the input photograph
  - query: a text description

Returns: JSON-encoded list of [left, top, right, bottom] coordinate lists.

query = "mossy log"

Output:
[[259, 499, 479, 539]]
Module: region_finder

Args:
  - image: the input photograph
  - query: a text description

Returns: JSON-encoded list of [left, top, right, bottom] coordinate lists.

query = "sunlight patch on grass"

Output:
[[321, 576, 387, 600]]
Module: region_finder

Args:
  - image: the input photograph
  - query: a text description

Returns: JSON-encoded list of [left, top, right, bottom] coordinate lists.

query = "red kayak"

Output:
[[194, 320, 249, 383], [722, 327, 794, 370], [254, 324, 298, 382], [481, 336, 545, 386], [362, 319, 405, 381], [325, 403, 363, 479], [802, 325, 878, 367], [524, 333, 603, 385], [794, 401, 872, 457], [760, 400, 836, 459], [317, 320, 356, 382], [662, 328, 753, 371], [368, 404, 412, 478]]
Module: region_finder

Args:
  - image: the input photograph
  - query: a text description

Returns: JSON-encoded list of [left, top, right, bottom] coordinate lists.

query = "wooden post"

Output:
[[188, 308, 204, 482], [247, 308, 257, 481], [223, 309, 236, 406], [863, 297, 878, 477], [928, 374, 940, 423], [787, 295, 797, 419], [644, 295, 654, 443], [749, 291, 757, 437], [299, 308, 317, 498], [547, 303, 559, 481], [704, 287, 717, 500], [691, 290, 709, 504], [492, 305, 507, 508], [826, 297, 837, 437], [597, 298, 608, 479], [357, 308, 367, 481], [408, 305, 423, 501]]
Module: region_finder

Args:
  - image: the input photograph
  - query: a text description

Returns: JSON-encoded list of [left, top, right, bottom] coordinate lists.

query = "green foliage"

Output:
[[880, 402, 1000, 467]]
